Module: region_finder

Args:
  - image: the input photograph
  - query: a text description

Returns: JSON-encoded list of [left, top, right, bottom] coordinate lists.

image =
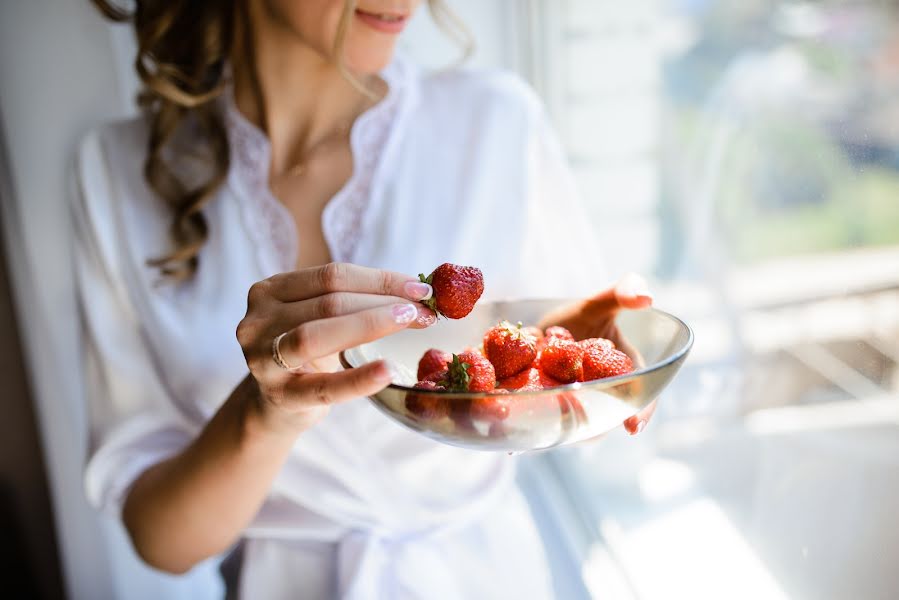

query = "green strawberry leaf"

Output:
[[445, 354, 472, 392]]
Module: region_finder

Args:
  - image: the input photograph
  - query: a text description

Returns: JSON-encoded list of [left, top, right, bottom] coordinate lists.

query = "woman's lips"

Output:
[[354, 9, 409, 34]]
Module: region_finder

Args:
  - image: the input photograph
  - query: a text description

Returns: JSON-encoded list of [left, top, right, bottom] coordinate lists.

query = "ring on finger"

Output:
[[272, 331, 306, 372]]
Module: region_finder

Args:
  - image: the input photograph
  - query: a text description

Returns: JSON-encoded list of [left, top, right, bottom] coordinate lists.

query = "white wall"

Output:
[[0, 1, 519, 599], [542, 0, 663, 279], [0, 1, 229, 598]]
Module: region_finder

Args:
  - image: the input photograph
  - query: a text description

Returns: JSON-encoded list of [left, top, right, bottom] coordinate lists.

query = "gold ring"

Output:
[[272, 331, 304, 372]]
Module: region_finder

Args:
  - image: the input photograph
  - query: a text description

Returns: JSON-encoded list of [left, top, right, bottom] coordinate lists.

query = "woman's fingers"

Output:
[[287, 360, 395, 407], [284, 293, 436, 329], [623, 399, 657, 435], [276, 303, 419, 367], [585, 272, 653, 315], [265, 263, 433, 303], [613, 273, 653, 311], [537, 273, 653, 335]]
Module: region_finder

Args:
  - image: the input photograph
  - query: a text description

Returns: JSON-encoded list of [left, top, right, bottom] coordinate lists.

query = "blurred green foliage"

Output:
[[661, 2, 899, 268]]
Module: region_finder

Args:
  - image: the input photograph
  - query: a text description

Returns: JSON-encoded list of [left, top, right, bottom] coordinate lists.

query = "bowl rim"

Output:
[[339, 306, 694, 398]]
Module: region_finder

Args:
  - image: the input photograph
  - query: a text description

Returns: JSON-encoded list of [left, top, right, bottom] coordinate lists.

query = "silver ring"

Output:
[[272, 332, 304, 372]]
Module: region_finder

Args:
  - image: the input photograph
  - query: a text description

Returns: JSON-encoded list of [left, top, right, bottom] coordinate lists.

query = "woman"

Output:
[[76, 0, 655, 597]]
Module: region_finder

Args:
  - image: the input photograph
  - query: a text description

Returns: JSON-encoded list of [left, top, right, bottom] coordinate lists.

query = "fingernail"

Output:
[[404, 281, 433, 301], [636, 292, 654, 304], [620, 273, 652, 300], [392, 303, 418, 324], [624, 284, 652, 299], [416, 309, 437, 327], [629, 419, 647, 436]]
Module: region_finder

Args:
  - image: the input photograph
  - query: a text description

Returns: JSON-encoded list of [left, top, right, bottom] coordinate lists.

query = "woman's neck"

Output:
[[231, 4, 385, 177]]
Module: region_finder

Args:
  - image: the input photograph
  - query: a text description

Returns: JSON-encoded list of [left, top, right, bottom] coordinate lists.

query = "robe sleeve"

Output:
[[72, 129, 194, 517]]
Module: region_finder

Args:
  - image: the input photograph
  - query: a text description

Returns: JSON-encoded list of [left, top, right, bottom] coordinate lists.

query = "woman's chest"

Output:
[[136, 140, 530, 419], [272, 144, 355, 269]]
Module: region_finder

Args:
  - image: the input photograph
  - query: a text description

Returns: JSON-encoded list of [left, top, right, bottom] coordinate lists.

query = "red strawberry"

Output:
[[545, 325, 575, 342], [582, 344, 634, 381], [483, 321, 538, 379], [417, 348, 452, 380], [450, 398, 474, 432], [470, 394, 511, 422], [580, 337, 615, 353], [498, 367, 562, 391], [521, 326, 544, 342], [415, 380, 445, 391], [419, 263, 484, 319], [444, 352, 496, 393], [539, 340, 584, 383], [579, 338, 615, 380], [406, 381, 449, 420], [421, 368, 449, 386], [537, 325, 575, 351]]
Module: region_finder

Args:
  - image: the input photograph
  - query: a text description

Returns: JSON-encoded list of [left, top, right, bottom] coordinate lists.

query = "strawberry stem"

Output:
[[499, 320, 527, 341], [445, 354, 472, 392]]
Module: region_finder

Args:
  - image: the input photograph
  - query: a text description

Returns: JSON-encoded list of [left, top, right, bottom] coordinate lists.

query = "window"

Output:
[[519, 1, 899, 598]]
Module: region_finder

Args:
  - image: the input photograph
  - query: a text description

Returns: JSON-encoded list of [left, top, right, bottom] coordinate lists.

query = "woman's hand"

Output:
[[538, 273, 657, 436], [123, 264, 435, 574], [236, 262, 436, 434]]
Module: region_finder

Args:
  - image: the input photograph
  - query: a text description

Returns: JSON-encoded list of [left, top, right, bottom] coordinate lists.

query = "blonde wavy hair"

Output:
[[93, 0, 473, 280]]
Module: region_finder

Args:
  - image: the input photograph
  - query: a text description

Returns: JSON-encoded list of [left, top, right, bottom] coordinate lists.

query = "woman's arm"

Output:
[[123, 375, 299, 574], [119, 263, 435, 573]]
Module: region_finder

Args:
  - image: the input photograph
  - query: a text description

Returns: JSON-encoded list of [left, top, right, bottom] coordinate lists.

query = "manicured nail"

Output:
[[404, 281, 433, 301], [392, 303, 418, 324], [416, 309, 437, 327], [629, 419, 647, 436], [620, 273, 652, 300], [624, 283, 652, 299]]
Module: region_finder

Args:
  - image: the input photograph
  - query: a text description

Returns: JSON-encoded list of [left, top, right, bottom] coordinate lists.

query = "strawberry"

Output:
[[483, 321, 538, 379], [414, 380, 445, 391], [521, 326, 544, 343], [417, 348, 452, 380], [497, 367, 574, 423], [450, 398, 474, 432], [539, 340, 584, 383], [579, 338, 615, 380], [421, 368, 449, 386], [470, 394, 511, 422], [419, 263, 484, 319], [545, 325, 575, 343], [498, 367, 562, 391], [580, 337, 614, 353], [444, 351, 496, 392], [406, 381, 449, 420], [537, 325, 575, 351], [582, 344, 634, 381]]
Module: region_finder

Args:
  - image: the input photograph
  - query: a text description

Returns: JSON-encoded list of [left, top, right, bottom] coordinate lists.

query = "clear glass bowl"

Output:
[[340, 299, 693, 452]]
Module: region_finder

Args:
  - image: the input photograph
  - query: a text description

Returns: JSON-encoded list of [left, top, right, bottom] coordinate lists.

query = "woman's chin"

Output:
[[343, 46, 398, 75]]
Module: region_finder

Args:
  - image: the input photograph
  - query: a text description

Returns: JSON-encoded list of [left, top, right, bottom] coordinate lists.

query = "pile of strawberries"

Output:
[[407, 321, 634, 425], [403, 262, 634, 428]]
